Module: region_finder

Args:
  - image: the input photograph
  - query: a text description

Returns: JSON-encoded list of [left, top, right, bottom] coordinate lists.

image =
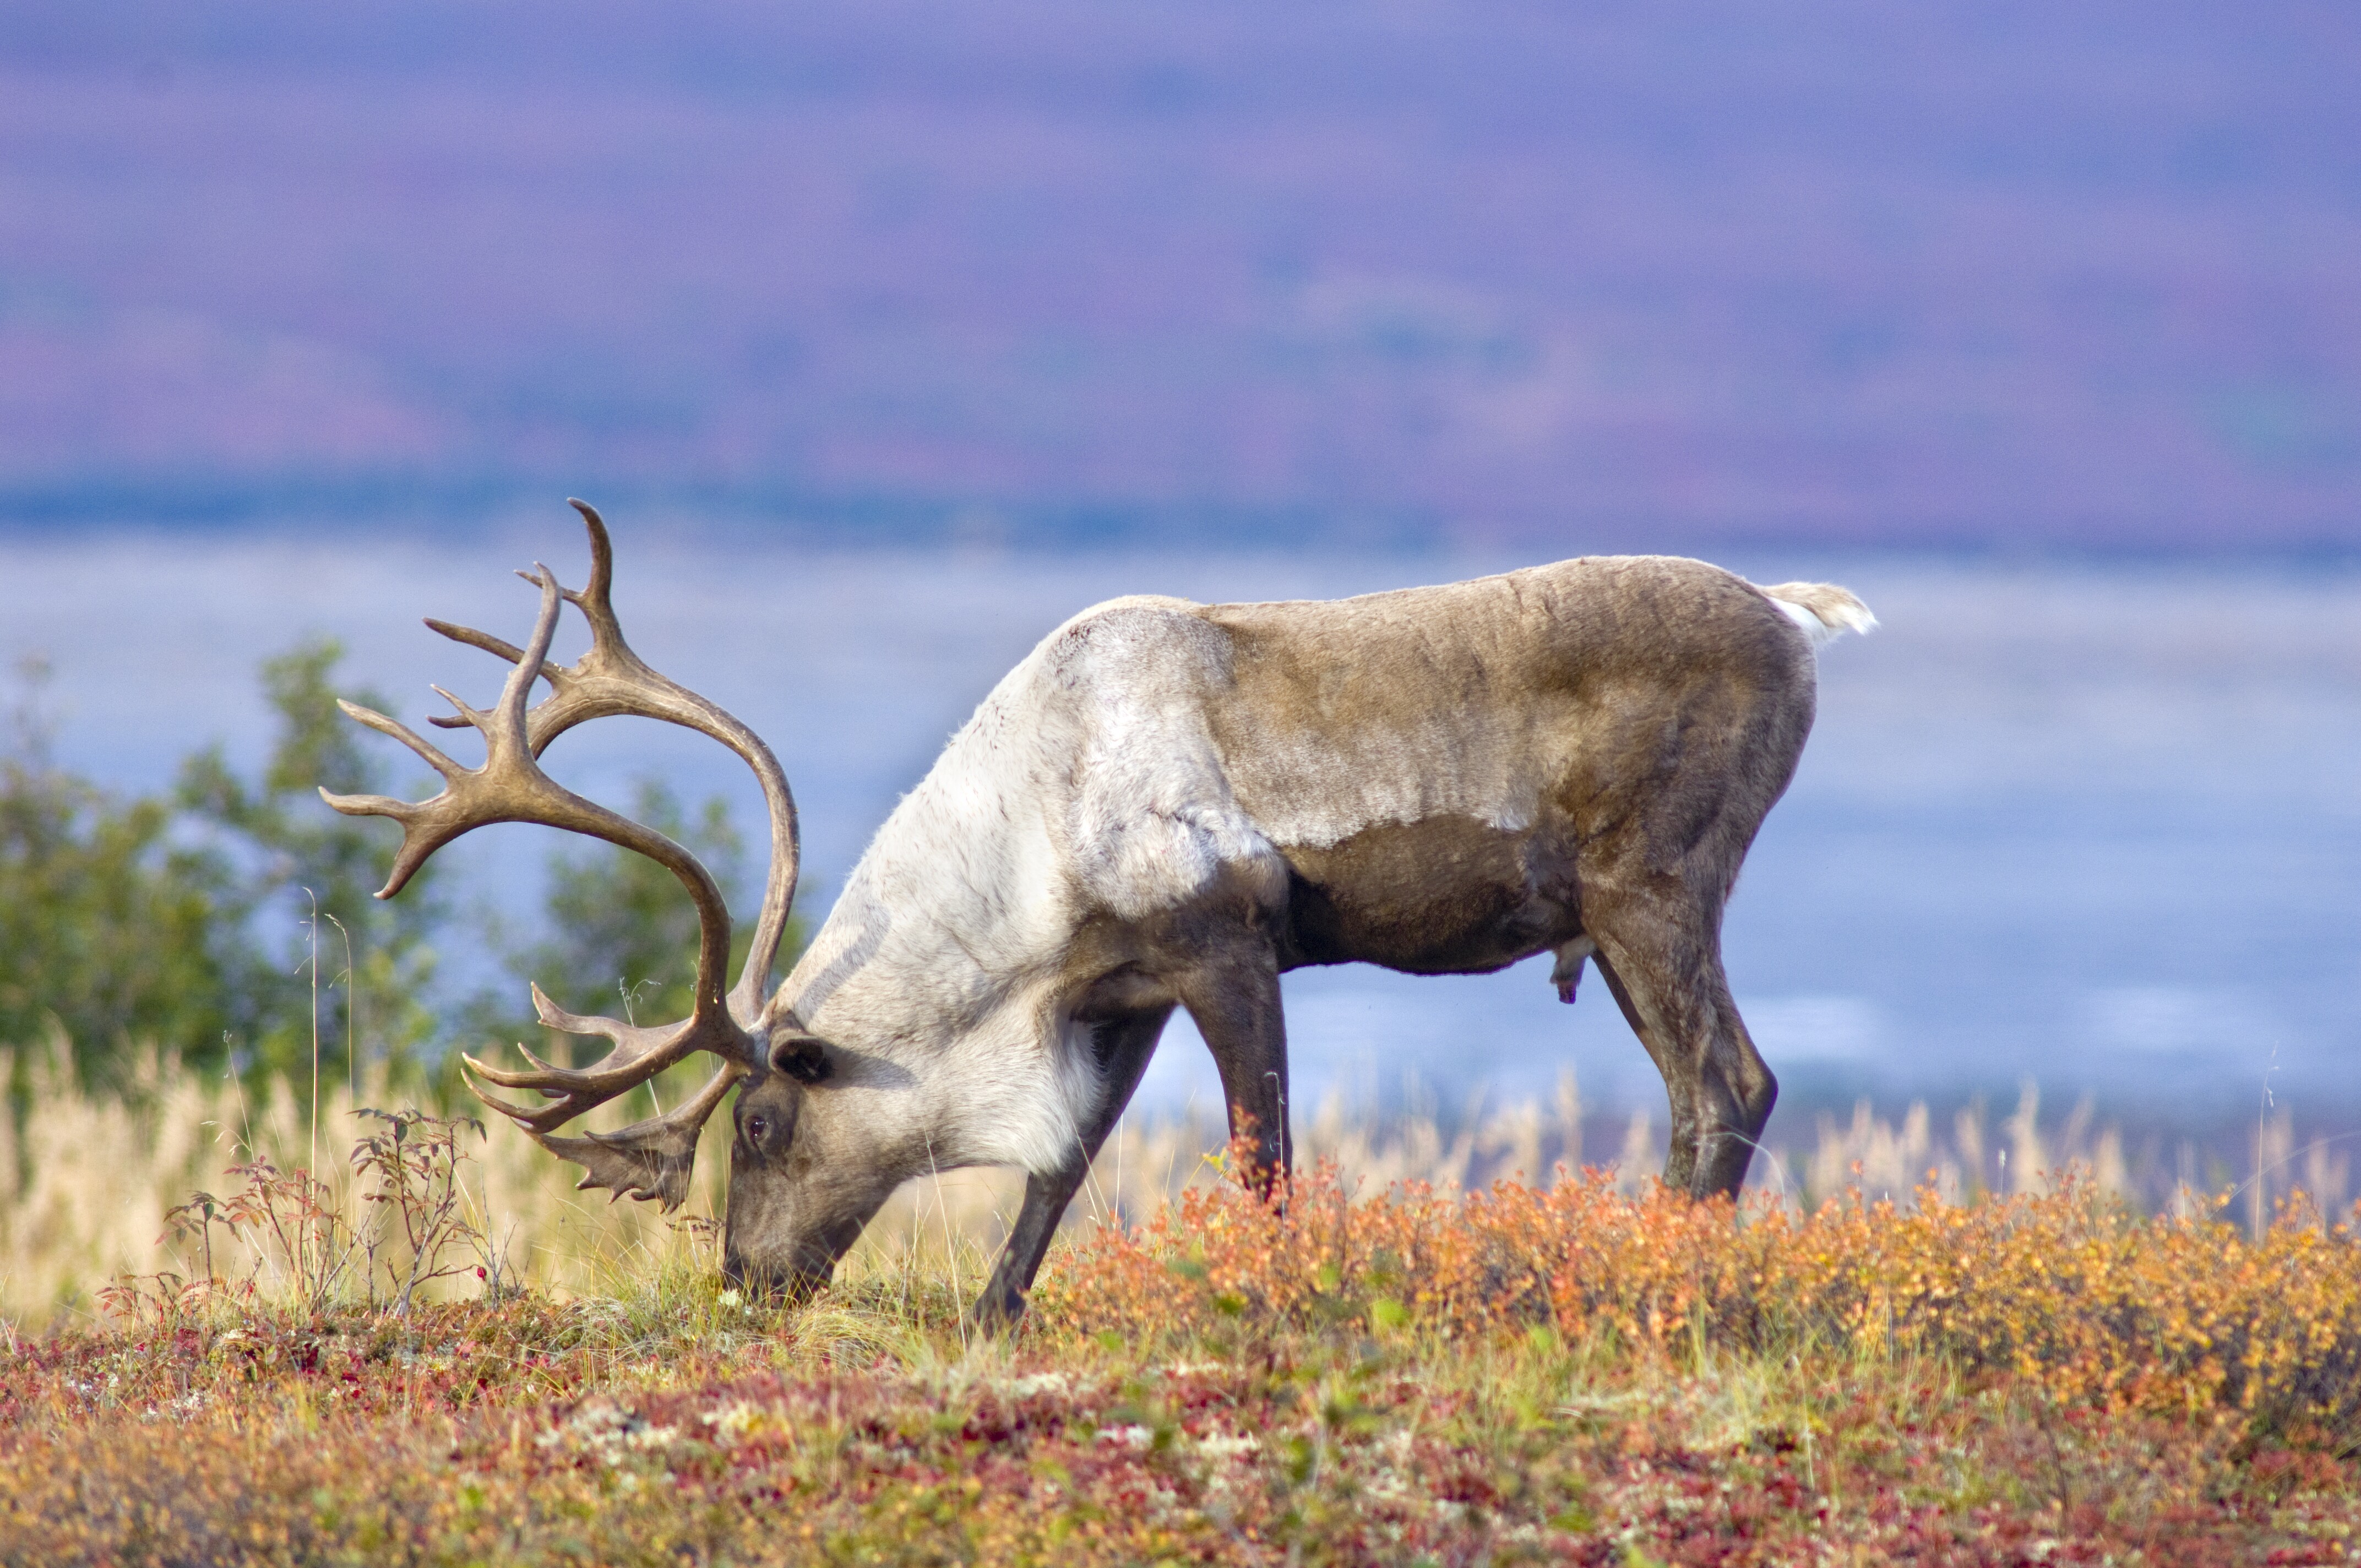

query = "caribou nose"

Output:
[[721, 1251, 826, 1305]]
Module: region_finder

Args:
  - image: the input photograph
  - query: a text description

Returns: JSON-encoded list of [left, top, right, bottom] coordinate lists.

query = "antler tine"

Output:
[[333, 699, 465, 778], [320, 566, 568, 899], [460, 1030, 746, 1199], [420, 622, 534, 721], [452, 983, 709, 1134], [561, 496, 625, 641], [417, 502, 801, 1025], [460, 1065, 636, 1139], [521, 1061, 746, 1211]]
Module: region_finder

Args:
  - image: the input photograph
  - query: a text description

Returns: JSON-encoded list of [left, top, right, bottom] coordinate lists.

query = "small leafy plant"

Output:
[[154, 1154, 358, 1320], [350, 1108, 486, 1315]]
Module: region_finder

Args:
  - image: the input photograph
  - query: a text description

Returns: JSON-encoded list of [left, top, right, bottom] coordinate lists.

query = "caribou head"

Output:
[[323, 502, 859, 1294]]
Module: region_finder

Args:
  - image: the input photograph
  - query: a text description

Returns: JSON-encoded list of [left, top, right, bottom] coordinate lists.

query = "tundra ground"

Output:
[[9, 1157, 2361, 1566]]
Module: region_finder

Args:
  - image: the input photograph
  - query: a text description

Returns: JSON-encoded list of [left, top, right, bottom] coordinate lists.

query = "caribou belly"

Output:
[[1274, 813, 1580, 977]]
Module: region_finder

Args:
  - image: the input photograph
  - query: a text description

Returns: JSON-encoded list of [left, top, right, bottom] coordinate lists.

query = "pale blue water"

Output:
[[4, 526, 2356, 1134]]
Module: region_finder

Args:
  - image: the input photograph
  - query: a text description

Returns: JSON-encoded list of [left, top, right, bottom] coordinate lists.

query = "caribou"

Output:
[[326, 503, 1872, 1325]]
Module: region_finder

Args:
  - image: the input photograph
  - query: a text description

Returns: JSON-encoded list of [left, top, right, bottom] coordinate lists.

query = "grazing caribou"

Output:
[[326, 503, 1872, 1325]]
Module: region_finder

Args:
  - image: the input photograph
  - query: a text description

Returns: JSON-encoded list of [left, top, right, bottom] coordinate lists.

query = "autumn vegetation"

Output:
[[5, 1115, 2361, 1566]]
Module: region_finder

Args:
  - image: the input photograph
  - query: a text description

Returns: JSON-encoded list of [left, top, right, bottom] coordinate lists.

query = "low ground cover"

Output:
[[7, 1162, 2361, 1566]]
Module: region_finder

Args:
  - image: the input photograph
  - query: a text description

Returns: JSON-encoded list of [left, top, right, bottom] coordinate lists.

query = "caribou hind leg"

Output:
[[972, 1006, 1173, 1331], [1560, 610, 1815, 1199], [1587, 900, 1776, 1199]]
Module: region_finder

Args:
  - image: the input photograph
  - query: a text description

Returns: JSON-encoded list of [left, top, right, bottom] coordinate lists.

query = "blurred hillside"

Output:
[[3, 0, 2356, 547]]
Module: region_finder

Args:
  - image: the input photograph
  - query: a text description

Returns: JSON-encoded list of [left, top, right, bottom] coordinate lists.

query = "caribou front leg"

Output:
[[972, 1006, 1173, 1331], [1177, 945, 1292, 1195]]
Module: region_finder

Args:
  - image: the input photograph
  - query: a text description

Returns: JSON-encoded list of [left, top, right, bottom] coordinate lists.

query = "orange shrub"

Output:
[[1036, 1156, 2361, 1434]]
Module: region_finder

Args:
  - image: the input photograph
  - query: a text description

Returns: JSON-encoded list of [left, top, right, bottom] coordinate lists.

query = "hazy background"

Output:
[[8, 0, 2358, 546], [3, 1, 2356, 1140]]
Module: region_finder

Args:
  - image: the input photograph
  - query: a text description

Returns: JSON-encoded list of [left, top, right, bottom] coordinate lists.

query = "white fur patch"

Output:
[[1771, 598, 1835, 646], [1050, 601, 1286, 919], [775, 594, 1281, 1178], [1763, 585, 1878, 649]]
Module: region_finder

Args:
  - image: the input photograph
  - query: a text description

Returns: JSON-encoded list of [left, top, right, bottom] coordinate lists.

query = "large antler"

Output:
[[322, 502, 802, 1208]]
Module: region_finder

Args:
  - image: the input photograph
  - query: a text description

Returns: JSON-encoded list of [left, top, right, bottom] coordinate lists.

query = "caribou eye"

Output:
[[745, 1115, 770, 1142]]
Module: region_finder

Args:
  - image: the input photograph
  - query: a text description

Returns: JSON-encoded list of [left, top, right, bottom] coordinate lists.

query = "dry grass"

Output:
[[0, 1030, 708, 1326], [2, 1035, 2346, 1330]]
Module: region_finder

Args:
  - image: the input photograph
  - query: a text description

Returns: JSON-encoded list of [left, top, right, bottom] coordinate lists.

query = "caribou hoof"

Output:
[[968, 1287, 1030, 1337]]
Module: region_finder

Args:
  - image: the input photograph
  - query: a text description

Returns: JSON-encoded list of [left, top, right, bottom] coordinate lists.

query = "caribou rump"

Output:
[[326, 504, 1872, 1324]]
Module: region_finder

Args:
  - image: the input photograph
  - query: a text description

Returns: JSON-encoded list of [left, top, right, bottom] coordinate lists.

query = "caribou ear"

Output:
[[770, 1029, 833, 1084]]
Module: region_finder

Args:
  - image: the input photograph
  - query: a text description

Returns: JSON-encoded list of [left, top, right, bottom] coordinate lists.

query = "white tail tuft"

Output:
[[1759, 581, 1877, 650]]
